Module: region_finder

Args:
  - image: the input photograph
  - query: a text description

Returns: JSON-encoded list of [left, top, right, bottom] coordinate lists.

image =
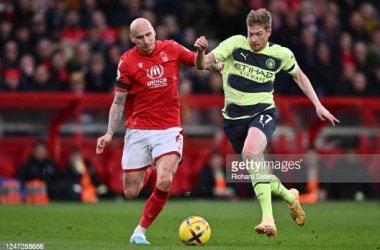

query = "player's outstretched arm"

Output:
[[291, 67, 340, 126], [96, 91, 127, 154], [194, 36, 216, 70]]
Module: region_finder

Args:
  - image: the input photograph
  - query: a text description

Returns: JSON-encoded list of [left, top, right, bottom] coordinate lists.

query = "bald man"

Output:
[[96, 18, 221, 244]]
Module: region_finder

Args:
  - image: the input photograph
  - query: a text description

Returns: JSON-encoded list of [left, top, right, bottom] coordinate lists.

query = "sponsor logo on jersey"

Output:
[[234, 62, 274, 82], [146, 65, 167, 88], [147, 65, 164, 79]]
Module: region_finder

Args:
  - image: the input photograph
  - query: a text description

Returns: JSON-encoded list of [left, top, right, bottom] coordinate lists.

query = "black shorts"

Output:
[[223, 108, 276, 154]]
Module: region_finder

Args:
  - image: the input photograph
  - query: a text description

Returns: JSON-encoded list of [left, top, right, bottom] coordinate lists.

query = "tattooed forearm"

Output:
[[124, 178, 140, 188], [107, 92, 127, 136]]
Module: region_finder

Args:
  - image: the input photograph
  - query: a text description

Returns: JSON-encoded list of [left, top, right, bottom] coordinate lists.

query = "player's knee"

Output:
[[124, 189, 139, 200], [242, 148, 262, 159], [242, 140, 266, 157], [157, 177, 172, 191]]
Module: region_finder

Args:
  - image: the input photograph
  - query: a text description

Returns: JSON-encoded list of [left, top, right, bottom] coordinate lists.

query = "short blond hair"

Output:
[[246, 8, 272, 30]]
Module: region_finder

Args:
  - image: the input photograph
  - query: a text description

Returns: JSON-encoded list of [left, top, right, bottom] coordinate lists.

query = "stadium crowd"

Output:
[[0, 0, 379, 96]]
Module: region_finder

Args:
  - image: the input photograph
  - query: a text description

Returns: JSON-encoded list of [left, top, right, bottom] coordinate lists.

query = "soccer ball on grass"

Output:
[[179, 216, 211, 246]]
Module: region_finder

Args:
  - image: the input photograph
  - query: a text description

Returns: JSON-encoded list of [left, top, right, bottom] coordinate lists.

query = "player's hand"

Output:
[[96, 133, 113, 154], [316, 105, 340, 126], [216, 62, 225, 73], [194, 36, 208, 52]]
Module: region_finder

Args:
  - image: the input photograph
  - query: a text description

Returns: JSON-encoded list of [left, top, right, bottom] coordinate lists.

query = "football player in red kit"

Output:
[[96, 18, 221, 244]]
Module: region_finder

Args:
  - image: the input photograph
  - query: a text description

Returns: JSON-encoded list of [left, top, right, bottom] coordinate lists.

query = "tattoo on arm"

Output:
[[124, 178, 140, 188], [107, 92, 127, 136]]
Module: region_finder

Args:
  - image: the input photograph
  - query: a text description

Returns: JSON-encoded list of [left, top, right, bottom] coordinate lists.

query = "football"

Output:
[[179, 216, 211, 246]]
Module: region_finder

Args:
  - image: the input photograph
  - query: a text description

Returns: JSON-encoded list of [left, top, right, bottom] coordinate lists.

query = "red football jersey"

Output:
[[115, 40, 195, 129]]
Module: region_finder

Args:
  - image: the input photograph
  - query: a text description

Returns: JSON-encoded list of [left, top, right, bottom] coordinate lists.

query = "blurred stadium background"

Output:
[[0, 0, 379, 203]]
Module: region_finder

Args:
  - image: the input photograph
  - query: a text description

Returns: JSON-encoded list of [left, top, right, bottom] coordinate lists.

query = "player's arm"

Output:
[[291, 67, 340, 126], [96, 91, 127, 154], [194, 36, 217, 70]]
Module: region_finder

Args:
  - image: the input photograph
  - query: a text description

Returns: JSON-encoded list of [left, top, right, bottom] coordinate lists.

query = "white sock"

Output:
[[133, 225, 146, 237]]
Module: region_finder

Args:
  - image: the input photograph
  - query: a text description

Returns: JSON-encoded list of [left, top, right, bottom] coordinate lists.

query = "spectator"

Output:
[[67, 42, 91, 73], [61, 10, 87, 46], [339, 32, 355, 67], [68, 71, 86, 94], [300, 0, 319, 34], [140, 10, 157, 28], [31, 65, 57, 92], [15, 26, 32, 56], [294, 28, 317, 80], [348, 72, 372, 96], [329, 148, 372, 199], [63, 148, 108, 202], [267, 0, 283, 41], [179, 78, 193, 96], [194, 153, 236, 199], [30, 13, 49, 47], [85, 53, 110, 92], [181, 27, 197, 51], [0, 19, 13, 48], [16, 141, 64, 200], [155, 24, 170, 41], [277, 10, 302, 52], [2, 40, 19, 69], [50, 50, 69, 90], [292, 147, 329, 203], [91, 10, 118, 44], [209, 73, 223, 95], [0, 68, 25, 92], [19, 54, 35, 86], [313, 42, 341, 96], [13, 0, 33, 28], [346, 11, 370, 42], [353, 41, 369, 73], [80, 0, 98, 28], [359, 3, 379, 34], [319, 13, 341, 53], [367, 28, 380, 67], [116, 26, 132, 53], [35, 39, 52, 69], [85, 26, 108, 53], [104, 44, 121, 85], [46, 0, 67, 30]]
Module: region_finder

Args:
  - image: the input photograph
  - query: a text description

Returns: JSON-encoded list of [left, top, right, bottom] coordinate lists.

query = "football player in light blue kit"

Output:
[[194, 8, 339, 237]]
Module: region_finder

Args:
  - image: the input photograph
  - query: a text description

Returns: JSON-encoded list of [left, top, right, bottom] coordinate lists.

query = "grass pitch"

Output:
[[1, 200, 379, 250]]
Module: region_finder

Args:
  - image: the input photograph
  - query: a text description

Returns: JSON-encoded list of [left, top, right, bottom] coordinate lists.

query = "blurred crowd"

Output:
[[0, 0, 379, 96]]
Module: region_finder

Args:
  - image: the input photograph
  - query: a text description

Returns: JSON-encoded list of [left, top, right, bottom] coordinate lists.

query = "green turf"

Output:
[[1, 200, 379, 250]]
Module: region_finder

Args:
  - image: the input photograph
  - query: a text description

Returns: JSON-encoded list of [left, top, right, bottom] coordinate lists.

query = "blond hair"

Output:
[[246, 8, 272, 30]]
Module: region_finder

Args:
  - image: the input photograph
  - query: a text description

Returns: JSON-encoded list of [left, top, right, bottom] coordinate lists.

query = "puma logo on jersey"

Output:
[[240, 53, 249, 60]]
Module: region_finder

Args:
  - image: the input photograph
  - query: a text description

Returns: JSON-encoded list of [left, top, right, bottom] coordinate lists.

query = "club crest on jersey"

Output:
[[266, 58, 276, 69], [160, 51, 168, 62], [146, 65, 164, 79]]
